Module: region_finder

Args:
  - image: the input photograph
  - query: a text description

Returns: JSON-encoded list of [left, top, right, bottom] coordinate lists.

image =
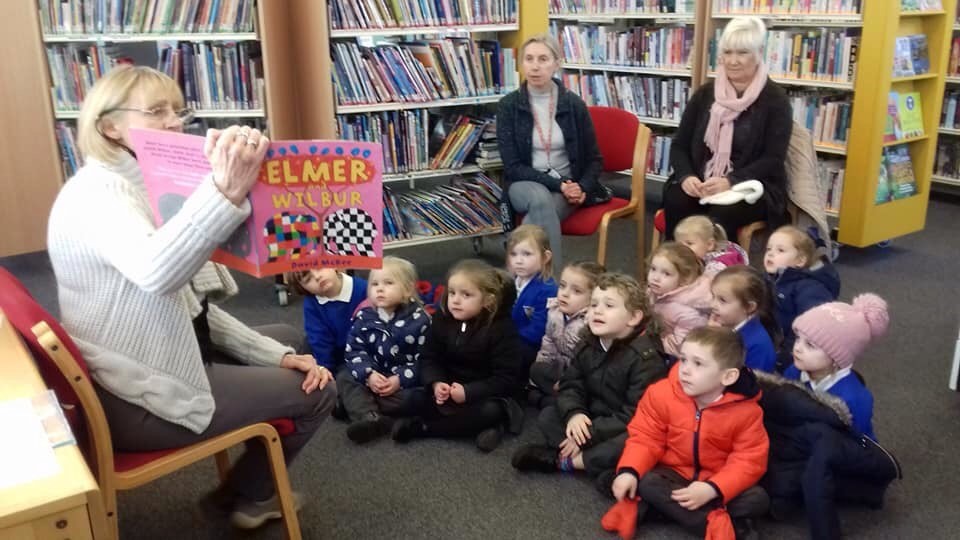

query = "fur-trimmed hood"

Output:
[[754, 370, 853, 428]]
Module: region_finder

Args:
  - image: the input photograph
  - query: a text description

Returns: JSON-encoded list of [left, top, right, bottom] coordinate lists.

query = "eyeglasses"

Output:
[[99, 106, 195, 124]]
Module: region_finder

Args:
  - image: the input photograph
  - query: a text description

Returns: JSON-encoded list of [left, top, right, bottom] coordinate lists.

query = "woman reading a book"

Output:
[[497, 33, 604, 267], [45, 66, 336, 529], [663, 16, 793, 241]]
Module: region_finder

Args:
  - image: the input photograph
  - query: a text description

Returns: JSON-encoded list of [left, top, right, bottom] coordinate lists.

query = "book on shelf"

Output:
[[893, 35, 929, 77], [55, 122, 82, 179], [382, 173, 503, 242], [876, 145, 918, 204], [329, 0, 518, 30], [552, 22, 694, 70], [127, 128, 385, 276], [788, 91, 852, 148], [429, 115, 491, 169], [563, 73, 690, 122], [709, 27, 860, 84], [332, 38, 517, 107], [549, 0, 695, 14], [647, 134, 673, 177], [897, 91, 925, 139], [338, 109, 430, 174], [935, 138, 960, 179], [941, 90, 960, 129], [38, 0, 256, 35], [901, 0, 943, 11], [712, 0, 861, 14], [818, 159, 845, 213], [46, 43, 127, 110]]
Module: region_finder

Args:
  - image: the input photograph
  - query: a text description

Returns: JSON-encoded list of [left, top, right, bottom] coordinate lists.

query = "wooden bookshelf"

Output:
[[548, 0, 706, 185], [934, 2, 960, 186], [838, 0, 957, 246]]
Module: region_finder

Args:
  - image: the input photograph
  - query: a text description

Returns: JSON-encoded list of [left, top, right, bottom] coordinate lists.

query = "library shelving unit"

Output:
[[293, 0, 527, 251], [934, 1, 960, 187], [839, 0, 956, 246], [0, 0, 300, 257], [704, 1, 864, 222], [547, 0, 707, 185]]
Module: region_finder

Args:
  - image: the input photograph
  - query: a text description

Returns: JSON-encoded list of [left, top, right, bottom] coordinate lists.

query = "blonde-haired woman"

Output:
[[496, 33, 605, 267], [664, 16, 793, 241], [47, 65, 336, 529]]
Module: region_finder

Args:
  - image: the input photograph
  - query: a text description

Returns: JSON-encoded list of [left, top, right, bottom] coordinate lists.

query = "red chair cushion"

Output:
[[114, 418, 296, 473], [654, 208, 666, 233], [561, 198, 630, 236]]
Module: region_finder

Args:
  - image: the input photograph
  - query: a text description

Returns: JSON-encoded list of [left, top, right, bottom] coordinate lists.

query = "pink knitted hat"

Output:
[[792, 294, 890, 369]]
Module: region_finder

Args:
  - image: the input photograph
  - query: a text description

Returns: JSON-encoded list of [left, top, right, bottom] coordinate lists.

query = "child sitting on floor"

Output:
[[341, 256, 430, 443], [709, 265, 779, 372], [603, 326, 769, 540], [764, 225, 840, 370], [507, 224, 558, 372], [512, 273, 666, 485], [784, 293, 889, 439], [288, 268, 367, 371], [392, 260, 525, 452], [528, 260, 606, 408], [646, 242, 713, 358], [674, 215, 748, 275]]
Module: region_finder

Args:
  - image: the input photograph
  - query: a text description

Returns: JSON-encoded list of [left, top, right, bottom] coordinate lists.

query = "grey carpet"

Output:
[[3, 192, 960, 539]]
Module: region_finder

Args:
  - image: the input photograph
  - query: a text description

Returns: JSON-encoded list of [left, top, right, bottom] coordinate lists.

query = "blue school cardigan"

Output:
[[511, 275, 558, 349], [737, 317, 777, 373]]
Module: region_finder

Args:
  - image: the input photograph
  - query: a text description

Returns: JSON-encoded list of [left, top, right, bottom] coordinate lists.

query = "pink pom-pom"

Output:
[[853, 293, 889, 338]]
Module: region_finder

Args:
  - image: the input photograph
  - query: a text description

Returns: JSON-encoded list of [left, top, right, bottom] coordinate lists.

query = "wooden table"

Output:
[[0, 312, 108, 539]]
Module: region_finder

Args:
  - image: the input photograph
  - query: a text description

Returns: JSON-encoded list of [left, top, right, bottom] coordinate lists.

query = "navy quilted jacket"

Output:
[[343, 301, 431, 388]]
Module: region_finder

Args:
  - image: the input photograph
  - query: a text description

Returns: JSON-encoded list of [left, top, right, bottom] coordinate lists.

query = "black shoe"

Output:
[[346, 412, 393, 443], [511, 444, 558, 472], [331, 402, 348, 422], [391, 417, 426, 443], [198, 485, 237, 520], [526, 387, 546, 408], [475, 425, 504, 453], [734, 518, 760, 540], [594, 469, 616, 498]]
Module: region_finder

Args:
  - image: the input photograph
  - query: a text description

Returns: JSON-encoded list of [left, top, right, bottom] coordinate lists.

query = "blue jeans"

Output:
[[507, 181, 575, 267]]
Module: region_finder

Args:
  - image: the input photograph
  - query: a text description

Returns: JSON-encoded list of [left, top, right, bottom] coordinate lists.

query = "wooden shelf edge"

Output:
[[43, 32, 257, 42], [891, 73, 938, 83], [336, 92, 515, 114], [330, 23, 519, 38], [563, 63, 692, 77], [383, 229, 503, 249], [882, 134, 929, 147], [932, 174, 960, 186]]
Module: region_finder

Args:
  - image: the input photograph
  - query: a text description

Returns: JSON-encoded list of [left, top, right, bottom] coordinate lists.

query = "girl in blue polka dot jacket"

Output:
[[341, 256, 431, 444]]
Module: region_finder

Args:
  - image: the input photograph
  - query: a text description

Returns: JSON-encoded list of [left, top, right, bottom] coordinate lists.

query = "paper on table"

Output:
[[0, 398, 61, 490]]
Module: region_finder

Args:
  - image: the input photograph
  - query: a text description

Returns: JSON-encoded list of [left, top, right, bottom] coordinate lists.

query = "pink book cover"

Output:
[[128, 128, 384, 277]]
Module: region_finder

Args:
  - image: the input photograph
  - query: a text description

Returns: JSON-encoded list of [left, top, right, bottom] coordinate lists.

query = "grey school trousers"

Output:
[[95, 324, 337, 502], [508, 181, 575, 267]]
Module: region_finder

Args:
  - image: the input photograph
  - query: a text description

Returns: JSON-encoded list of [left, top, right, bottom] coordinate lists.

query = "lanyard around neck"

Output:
[[532, 89, 557, 168]]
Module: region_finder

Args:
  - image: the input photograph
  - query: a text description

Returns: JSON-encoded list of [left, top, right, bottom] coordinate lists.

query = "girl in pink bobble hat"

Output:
[[783, 294, 890, 439]]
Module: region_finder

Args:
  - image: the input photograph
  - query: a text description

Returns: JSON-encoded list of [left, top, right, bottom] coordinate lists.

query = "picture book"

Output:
[[875, 151, 893, 204], [909, 34, 930, 75], [885, 92, 902, 142], [898, 92, 925, 138], [884, 145, 919, 202], [893, 36, 915, 77], [128, 128, 384, 277]]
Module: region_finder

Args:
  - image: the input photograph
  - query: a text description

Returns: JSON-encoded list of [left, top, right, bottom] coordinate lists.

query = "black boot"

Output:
[[346, 412, 393, 443], [475, 425, 504, 453], [391, 417, 426, 443], [511, 444, 558, 472], [734, 518, 760, 540]]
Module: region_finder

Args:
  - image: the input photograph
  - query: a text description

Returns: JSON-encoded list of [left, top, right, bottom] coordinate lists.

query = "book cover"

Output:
[[885, 92, 903, 142], [128, 128, 384, 277], [909, 34, 930, 75], [884, 145, 919, 201], [893, 36, 915, 77], [898, 92, 924, 138], [875, 151, 893, 204]]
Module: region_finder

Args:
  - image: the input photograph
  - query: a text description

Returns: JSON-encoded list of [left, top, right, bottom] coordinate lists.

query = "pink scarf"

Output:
[[703, 63, 769, 180]]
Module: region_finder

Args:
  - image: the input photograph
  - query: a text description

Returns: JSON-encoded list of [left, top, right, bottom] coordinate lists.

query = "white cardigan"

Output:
[[47, 153, 293, 433]]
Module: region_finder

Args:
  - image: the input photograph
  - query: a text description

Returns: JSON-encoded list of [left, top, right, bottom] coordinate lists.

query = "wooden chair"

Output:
[[0, 267, 302, 540], [557, 106, 650, 274]]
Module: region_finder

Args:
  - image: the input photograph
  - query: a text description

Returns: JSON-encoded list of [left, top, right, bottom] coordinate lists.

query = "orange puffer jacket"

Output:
[[617, 363, 769, 503]]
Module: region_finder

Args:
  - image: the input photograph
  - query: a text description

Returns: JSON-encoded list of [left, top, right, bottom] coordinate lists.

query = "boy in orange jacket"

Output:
[[603, 326, 769, 540]]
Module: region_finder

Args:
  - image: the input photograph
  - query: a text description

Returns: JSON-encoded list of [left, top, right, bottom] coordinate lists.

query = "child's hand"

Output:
[[449, 382, 466, 404], [612, 473, 638, 501], [558, 437, 581, 459], [671, 481, 718, 510], [366, 371, 387, 391], [433, 382, 451, 404], [565, 413, 593, 445], [378, 375, 401, 397]]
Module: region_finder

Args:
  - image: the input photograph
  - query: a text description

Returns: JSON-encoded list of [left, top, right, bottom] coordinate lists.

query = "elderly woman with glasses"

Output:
[[46, 65, 336, 529]]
